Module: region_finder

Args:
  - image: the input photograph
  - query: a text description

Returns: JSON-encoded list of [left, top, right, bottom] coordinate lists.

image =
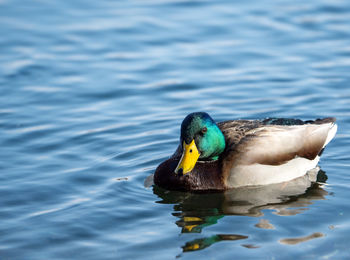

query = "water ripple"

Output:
[[0, 0, 350, 259]]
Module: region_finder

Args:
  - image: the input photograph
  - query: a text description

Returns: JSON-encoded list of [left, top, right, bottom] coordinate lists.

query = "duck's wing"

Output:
[[218, 119, 264, 149], [220, 118, 337, 188]]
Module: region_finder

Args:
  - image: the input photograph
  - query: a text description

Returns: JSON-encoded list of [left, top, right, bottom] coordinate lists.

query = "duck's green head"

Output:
[[175, 112, 226, 175]]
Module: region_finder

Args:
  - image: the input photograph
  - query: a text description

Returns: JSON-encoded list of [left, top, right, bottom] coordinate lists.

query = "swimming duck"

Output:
[[154, 112, 337, 191]]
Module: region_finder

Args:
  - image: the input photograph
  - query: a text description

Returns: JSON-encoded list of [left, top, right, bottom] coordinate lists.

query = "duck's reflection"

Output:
[[153, 169, 328, 252], [182, 234, 248, 252]]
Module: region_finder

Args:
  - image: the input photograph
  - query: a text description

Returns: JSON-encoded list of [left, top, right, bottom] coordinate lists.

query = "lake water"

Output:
[[1, 0, 350, 259]]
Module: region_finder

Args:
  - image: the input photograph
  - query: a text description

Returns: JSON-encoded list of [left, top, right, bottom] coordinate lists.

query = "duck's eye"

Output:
[[201, 127, 207, 134], [189, 149, 193, 153]]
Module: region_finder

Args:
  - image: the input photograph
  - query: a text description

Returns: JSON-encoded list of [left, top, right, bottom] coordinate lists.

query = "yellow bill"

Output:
[[175, 139, 200, 175]]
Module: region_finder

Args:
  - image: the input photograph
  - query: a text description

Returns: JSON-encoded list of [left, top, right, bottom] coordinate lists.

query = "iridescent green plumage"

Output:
[[180, 112, 225, 160]]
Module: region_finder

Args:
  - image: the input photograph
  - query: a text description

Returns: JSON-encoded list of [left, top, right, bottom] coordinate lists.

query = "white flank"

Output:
[[227, 156, 320, 188]]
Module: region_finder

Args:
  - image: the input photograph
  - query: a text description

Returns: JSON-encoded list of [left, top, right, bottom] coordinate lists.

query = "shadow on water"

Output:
[[152, 169, 328, 253]]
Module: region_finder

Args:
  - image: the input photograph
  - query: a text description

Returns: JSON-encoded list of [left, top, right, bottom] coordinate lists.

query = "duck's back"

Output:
[[218, 117, 337, 188]]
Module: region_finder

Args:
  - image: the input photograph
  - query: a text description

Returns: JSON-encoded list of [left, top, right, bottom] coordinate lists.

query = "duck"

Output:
[[154, 112, 337, 191]]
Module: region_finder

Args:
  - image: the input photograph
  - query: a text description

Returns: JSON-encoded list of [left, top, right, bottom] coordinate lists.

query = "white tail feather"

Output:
[[324, 123, 337, 147]]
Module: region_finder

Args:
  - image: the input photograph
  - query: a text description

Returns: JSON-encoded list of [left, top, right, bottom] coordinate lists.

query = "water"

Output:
[[1, 0, 350, 259]]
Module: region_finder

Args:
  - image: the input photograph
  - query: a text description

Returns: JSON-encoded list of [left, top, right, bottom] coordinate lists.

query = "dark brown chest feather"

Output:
[[154, 158, 225, 191]]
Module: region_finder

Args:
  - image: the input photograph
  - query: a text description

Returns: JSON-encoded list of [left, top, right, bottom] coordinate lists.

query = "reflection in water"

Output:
[[176, 216, 224, 233], [153, 169, 328, 252], [280, 232, 324, 245], [182, 234, 248, 252], [255, 219, 275, 229]]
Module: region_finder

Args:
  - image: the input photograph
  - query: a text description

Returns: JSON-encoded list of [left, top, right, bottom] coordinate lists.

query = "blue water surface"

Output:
[[1, 0, 350, 259]]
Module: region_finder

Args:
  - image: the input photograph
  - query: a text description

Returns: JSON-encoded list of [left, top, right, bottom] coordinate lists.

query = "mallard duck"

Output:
[[154, 112, 337, 191]]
